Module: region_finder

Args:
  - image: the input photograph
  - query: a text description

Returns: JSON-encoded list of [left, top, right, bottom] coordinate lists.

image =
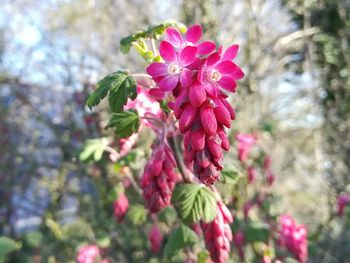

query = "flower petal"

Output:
[[198, 41, 216, 55], [189, 82, 207, 107], [179, 104, 197, 133], [146, 62, 168, 78], [180, 46, 197, 66], [159, 75, 179, 91], [165, 28, 183, 48], [180, 68, 193, 87], [148, 88, 166, 100], [205, 52, 220, 67], [216, 61, 237, 74], [185, 24, 202, 43], [222, 44, 239, 61], [200, 106, 217, 136], [159, 41, 176, 62], [218, 76, 237, 92], [229, 65, 245, 80], [203, 83, 218, 98]]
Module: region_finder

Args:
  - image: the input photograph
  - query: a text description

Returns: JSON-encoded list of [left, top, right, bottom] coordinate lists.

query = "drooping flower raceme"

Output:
[[141, 142, 178, 213], [148, 224, 163, 254], [278, 215, 308, 263], [201, 201, 233, 263], [337, 193, 350, 216], [113, 193, 129, 223], [146, 24, 244, 185]]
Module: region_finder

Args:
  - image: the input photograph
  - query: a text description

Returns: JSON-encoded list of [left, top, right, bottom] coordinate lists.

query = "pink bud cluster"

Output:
[[113, 193, 129, 222], [263, 156, 275, 186], [201, 202, 233, 263], [141, 143, 178, 213], [76, 244, 108, 263], [146, 25, 244, 185], [337, 193, 350, 216], [148, 224, 163, 254], [278, 215, 308, 263]]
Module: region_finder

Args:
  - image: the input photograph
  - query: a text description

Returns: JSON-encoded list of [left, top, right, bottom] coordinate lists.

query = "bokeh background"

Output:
[[0, 0, 350, 262]]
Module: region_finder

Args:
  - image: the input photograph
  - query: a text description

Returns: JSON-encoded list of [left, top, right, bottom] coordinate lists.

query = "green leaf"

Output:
[[244, 222, 270, 243], [120, 20, 186, 54], [197, 251, 210, 263], [163, 224, 199, 257], [127, 205, 147, 225], [24, 232, 43, 248], [97, 236, 111, 248], [0, 237, 18, 257], [108, 73, 137, 113], [171, 184, 217, 223], [221, 168, 242, 184], [86, 71, 137, 112], [79, 137, 109, 162], [106, 110, 140, 138]]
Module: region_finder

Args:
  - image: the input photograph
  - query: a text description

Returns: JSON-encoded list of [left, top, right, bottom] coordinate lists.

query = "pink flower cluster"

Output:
[[146, 25, 244, 185], [76, 244, 108, 263], [148, 224, 163, 254], [236, 133, 256, 163], [113, 193, 129, 222], [201, 202, 233, 263], [263, 156, 275, 186], [141, 143, 178, 213], [278, 215, 308, 263], [337, 193, 350, 216]]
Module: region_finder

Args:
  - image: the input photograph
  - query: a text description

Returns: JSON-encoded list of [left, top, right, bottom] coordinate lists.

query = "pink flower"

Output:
[[113, 194, 129, 222], [236, 133, 256, 163], [278, 215, 308, 263], [201, 202, 233, 263], [148, 224, 163, 254], [146, 41, 197, 91], [198, 49, 244, 96], [233, 231, 245, 260], [337, 193, 350, 216], [247, 166, 256, 184], [141, 143, 178, 212], [76, 245, 100, 263], [165, 24, 216, 55], [262, 255, 272, 263], [243, 201, 254, 219]]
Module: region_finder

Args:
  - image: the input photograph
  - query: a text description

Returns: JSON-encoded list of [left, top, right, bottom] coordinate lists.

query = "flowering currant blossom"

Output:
[[201, 202, 233, 263], [146, 24, 244, 185], [278, 215, 308, 263], [141, 142, 178, 213], [113, 193, 129, 223], [76, 245, 101, 263], [148, 224, 163, 254], [337, 193, 350, 216], [263, 156, 275, 186], [236, 133, 256, 163], [233, 231, 245, 261]]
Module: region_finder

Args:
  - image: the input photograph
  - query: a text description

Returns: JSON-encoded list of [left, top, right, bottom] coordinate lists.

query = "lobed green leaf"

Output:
[[106, 110, 140, 138]]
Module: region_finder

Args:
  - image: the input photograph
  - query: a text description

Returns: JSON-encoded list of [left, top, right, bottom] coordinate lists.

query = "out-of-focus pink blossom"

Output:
[[337, 193, 350, 216], [233, 231, 245, 261], [247, 166, 256, 184], [278, 215, 308, 263], [76, 245, 100, 263], [148, 224, 163, 254], [262, 255, 272, 263], [243, 201, 255, 219], [113, 194, 129, 223], [236, 133, 256, 163]]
